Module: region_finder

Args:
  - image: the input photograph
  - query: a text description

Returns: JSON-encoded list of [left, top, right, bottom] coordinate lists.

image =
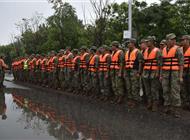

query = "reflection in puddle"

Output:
[[1, 86, 190, 140]]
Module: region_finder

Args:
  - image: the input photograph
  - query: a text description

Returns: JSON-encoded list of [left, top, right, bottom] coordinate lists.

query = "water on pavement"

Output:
[[0, 81, 190, 140]]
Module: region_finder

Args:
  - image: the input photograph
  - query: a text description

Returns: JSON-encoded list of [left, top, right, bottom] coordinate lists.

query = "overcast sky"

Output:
[[0, 0, 159, 45]]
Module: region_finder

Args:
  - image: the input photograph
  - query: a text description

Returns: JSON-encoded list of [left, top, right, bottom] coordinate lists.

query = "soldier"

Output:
[[87, 46, 99, 97], [23, 55, 29, 82], [79, 46, 90, 95], [64, 47, 74, 91], [40, 54, 48, 86], [28, 54, 37, 83], [180, 35, 190, 110], [140, 39, 148, 104], [46, 53, 52, 87], [110, 41, 125, 104], [71, 49, 81, 94], [0, 56, 8, 88], [142, 36, 162, 112], [159, 39, 167, 51], [49, 51, 58, 89], [98, 45, 112, 101], [161, 33, 184, 118], [35, 54, 42, 84], [124, 38, 143, 108], [57, 49, 66, 90]]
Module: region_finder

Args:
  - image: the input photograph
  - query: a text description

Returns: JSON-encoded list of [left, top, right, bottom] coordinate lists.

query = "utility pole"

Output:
[[128, 0, 132, 38], [123, 0, 132, 39]]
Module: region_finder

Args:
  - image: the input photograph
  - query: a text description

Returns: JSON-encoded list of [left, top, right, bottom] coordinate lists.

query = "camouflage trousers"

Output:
[[58, 69, 65, 89], [79, 69, 88, 91], [98, 72, 111, 96], [23, 70, 29, 82], [162, 71, 181, 107], [71, 71, 80, 91], [64, 68, 72, 89], [143, 77, 160, 102], [110, 70, 124, 96], [124, 70, 141, 101], [181, 71, 190, 105], [87, 72, 99, 95], [41, 71, 47, 85]]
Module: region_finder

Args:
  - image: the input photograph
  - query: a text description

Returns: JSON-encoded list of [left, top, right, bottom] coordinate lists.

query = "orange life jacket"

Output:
[[162, 45, 179, 71], [65, 53, 73, 68], [31, 58, 37, 70], [58, 55, 66, 68], [36, 59, 42, 69], [110, 50, 122, 70], [71, 56, 80, 70], [143, 47, 159, 70], [88, 54, 98, 72], [184, 47, 190, 69], [80, 52, 89, 69], [41, 58, 47, 71], [125, 48, 138, 69], [49, 56, 57, 71], [99, 53, 110, 72], [46, 58, 51, 72]]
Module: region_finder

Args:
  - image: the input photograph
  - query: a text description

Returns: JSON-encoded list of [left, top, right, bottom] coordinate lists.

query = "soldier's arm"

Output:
[[85, 54, 90, 67], [76, 58, 80, 73], [156, 49, 163, 77], [119, 51, 124, 76], [94, 56, 99, 72], [136, 50, 143, 75], [106, 55, 111, 76], [176, 48, 184, 80]]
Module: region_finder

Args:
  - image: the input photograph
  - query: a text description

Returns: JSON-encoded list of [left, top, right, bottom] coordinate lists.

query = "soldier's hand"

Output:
[[105, 74, 109, 79], [179, 77, 183, 84], [118, 73, 122, 78], [159, 76, 163, 82]]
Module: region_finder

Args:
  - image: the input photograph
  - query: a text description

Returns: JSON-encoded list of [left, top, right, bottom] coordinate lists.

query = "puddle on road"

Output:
[[1, 85, 190, 140]]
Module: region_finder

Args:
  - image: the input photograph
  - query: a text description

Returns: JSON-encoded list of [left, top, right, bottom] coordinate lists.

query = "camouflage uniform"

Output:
[[98, 46, 112, 100], [87, 48, 99, 96], [79, 48, 90, 94], [71, 50, 81, 93], [161, 33, 184, 118], [64, 51, 74, 91], [125, 49, 143, 103], [110, 42, 125, 103], [142, 48, 162, 110]]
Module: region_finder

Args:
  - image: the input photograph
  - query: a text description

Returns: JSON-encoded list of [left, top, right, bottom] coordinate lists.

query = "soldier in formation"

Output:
[[12, 33, 190, 118]]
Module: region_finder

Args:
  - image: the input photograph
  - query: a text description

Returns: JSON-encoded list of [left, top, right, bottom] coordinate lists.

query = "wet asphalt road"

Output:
[[0, 79, 190, 140]]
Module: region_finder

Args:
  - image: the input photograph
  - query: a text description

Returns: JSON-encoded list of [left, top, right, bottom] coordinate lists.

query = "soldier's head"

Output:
[[100, 45, 107, 54], [111, 41, 120, 51], [59, 49, 64, 55], [80, 46, 87, 54], [180, 35, 190, 47], [140, 39, 148, 51], [66, 47, 71, 52], [147, 36, 156, 47], [90, 46, 97, 54], [72, 49, 78, 56], [159, 39, 167, 50], [51, 51, 56, 56], [166, 33, 176, 47], [127, 38, 136, 50]]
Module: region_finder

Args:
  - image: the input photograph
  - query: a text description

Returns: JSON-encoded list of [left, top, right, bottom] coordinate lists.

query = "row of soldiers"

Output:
[[12, 33, 190, 118]]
